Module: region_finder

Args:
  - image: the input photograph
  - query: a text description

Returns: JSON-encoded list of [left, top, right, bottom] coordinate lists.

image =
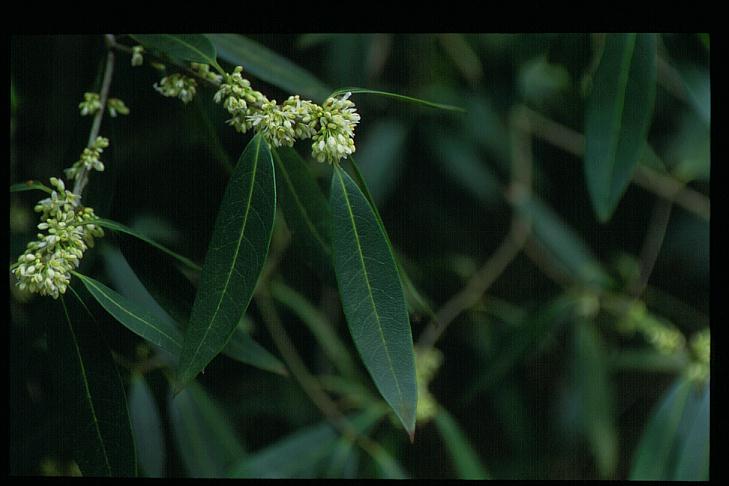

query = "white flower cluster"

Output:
[[107, 98, 129, 117], [79, 92, 101, 116], [64, 136, 109, 182], [214, 67, 360, 164], [131, 45, 144, 67], [11, 178, 104, 299], [154, 73, 197, 104]]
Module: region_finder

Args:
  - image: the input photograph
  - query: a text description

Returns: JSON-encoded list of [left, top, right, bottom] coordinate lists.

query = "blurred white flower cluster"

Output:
[[65, 136, 109, 182], [154, 73, 198, 104], [11, 178, 104, 299]]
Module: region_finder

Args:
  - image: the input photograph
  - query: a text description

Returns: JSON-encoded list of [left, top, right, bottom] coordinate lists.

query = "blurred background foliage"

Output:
[[10, 33, 709, 479]]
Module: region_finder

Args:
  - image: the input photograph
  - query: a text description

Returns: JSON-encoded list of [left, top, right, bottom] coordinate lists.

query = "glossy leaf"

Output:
[[50, 288, 137, 476], [329, 87, 465, 112], [207, 33, 331, 102], [177, 133, 276, 387], [94, 218, 201, 272], [330, 164, 417, 437], [229, 408, 385, 478], [129, 374, 166, 477], [10, 180, 52, 193], [630, 377, 693, 479], [434, 408, 490, 479], [130, 34, 221, 71], [73, 271, 183, 359], [271, 146, 334, 280], [169, 382, 246, 477], [584, 33, 657, 222], [223, 317, 288, 376], [270, 279, 357, 379]]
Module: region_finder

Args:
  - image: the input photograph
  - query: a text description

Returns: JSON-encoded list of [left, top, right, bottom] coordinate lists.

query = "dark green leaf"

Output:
[[329, 87, 465, 112], [10, 180, 52, 193], [271, 146, 334, 281], [129, 374, 166, 477], [584, 33, 657, 221], [169, 382, 246, 477], [207, 33, 331, 102], [572, 320, 618, 478], [73, 271, 183, 359], [177, 133, 276, 387], [434, 407, 490, 479], [223, 317, 288, 376], [130, 34, 221, 71], [330, 164, 417, 437], [94, 218, 201, 272], [229, 407, 385, 478], [50, 288, 136, 476], [629, 377, 693, 479], [672, 381, 709, 480], [270, 279, 357, 379]]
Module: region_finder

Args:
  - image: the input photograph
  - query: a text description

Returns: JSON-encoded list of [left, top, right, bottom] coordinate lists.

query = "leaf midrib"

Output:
[[335, 168, 405, 415], [185, 137, 262, 376], [61, 296, 113, 476]]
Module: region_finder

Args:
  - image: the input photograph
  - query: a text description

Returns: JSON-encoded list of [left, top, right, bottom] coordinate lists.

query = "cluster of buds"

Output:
[[686, 329, 710, 385], [214, 66, 360, 164], [11, 178, 104, 299], [78, 92, 101, 116], [131, 45, 144, 67], [154, 73, 197, 104], [64, 136, 109, 183], [107, 98, 129, 117], [190, 62, 223, 84], [617, 302, 686, 354], [414, 346, 443, 424]]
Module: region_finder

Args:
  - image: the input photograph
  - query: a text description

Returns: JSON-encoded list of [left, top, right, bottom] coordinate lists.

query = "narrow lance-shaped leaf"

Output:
[[177, 133, 276, 388], [131, 34, 222, 72], [434, 407, 490, 479], [329, 87, 466, 112], [223, 317, 288, 376], [49, 287, 137, 476], [73, 271, 183, 359], [129, 374, 166, 477], [330, 164, 418, 437], [672, 381, 709, 480], [271, 146, 334, 282], [207, 33, 331, 102], [10, 180, 52, 193], [94, 218, 202, 272], [584, 33, 657, 222]]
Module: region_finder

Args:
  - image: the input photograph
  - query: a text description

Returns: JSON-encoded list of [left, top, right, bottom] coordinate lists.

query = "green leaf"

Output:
[[223, 317, 288, 376], [434, 407, 490, 479], [10, 180, 52, 193], [94, 218, 201, 272], [584, 33, 657, 222], [129, 374, 166, 477], [572, 320, 618, 478], [176, 133, 276, 387], [356, 119, 409, 206], [130, 34, 221, 72], [270, 279, 357, 379], [330, 164, 418, 437], [271, 146, 334, 281], [329, 87, 465, 112], [73, 271, 183, 359], [169, 382, 246, 477], [50, 288, 137, 476], [515, 195, 611, 288], [229, 407, 385, 478], [207, 33, 331, 102], [672, 382, 709, 480], [629, 377, 693, 479]]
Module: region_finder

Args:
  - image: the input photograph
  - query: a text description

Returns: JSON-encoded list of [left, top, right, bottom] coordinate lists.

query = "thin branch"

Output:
[[73, 34, 116, 196]]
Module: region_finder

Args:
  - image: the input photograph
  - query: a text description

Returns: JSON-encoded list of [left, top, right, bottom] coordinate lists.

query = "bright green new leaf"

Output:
[[271, 146, 334, 281], [131, 34, 221, 72], [51, 288, 137, 477], [94, 218, 201, 272], [330, 164, 417, 438], [434, 407, 490, 479], [129, 374, 166, 477], [329, 87, 465, 112], [207, 33, 331, 102], [169, 381, 246, 477], [584, 33, 657, 222], [73, 271, 183, 359], [177, 133, 276, 388]]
